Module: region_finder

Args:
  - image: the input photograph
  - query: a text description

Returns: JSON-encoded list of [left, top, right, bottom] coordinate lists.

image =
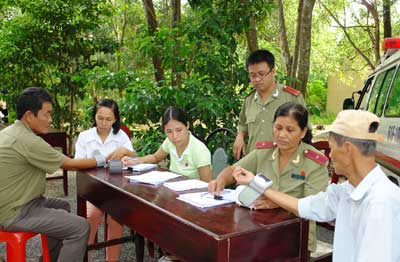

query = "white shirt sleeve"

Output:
[[298, 183, 342, 222], [74, 132, 87, 159], [119, 130, 134, 152]]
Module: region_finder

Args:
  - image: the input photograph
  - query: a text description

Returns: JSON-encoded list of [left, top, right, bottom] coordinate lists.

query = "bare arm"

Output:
[[233, 131, 247, 160], [106, 147, 136, 161], [264, 189, 299, 216], [61, 156, 97, 170], [208, 165, 236, 194], [233, 166, 300, 215], [198, 165, 212, 182], [122, 147, 168, 166]]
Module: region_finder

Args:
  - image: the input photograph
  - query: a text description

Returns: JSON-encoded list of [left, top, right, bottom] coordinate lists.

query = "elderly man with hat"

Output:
[[232, 110, 400, 262]]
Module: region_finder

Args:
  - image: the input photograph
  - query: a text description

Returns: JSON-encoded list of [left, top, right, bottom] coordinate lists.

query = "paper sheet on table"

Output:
[[177, 189, 236, 208], [164, 179, 208, 192], [125, 171, 181, 185], [123, 163, 157, 172]]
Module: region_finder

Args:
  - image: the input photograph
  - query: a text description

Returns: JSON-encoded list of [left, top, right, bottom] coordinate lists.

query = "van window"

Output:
[[367, 67, 396, 116], [357, 78, 373, 110], [385, 68, 400, 117]]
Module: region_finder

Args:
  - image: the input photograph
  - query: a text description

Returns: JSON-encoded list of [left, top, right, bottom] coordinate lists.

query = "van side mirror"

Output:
[[343, 98, 355, 110]]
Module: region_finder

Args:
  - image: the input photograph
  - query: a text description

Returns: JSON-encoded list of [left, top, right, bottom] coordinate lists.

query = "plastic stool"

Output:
[[0, 229, 50, 262]]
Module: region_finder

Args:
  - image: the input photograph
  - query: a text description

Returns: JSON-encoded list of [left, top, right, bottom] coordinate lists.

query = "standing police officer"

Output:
[[233, 49, 307, 160]]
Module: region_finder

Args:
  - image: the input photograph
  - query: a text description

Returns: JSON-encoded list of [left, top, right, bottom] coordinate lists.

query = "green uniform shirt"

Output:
[[235, 141, 328, 251], [238, 83, 306, 154], [0, 121, 65, 225], [161, 132, 211, 179]]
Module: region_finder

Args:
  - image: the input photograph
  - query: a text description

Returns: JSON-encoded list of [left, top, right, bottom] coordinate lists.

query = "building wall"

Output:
[[326, 73, 365, 114]]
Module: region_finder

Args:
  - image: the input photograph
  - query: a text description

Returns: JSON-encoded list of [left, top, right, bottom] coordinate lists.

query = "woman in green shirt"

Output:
[[123, 106, 212, 182]]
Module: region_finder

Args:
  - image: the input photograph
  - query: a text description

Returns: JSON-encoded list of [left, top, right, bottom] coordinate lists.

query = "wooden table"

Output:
[[0, 124, 68, 195], [77, 168, 309, 262]]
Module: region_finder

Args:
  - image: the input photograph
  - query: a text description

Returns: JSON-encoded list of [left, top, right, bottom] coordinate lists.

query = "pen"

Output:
[[200, 192, 224, 200], [214, 195, 223, 200]]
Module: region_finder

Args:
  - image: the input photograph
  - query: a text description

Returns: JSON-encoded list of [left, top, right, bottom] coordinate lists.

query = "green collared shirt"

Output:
[[0, 121, 65, 224], [161, 132, 211, 179], [238, 83, 306, 154], [235, 141, 328, 251]]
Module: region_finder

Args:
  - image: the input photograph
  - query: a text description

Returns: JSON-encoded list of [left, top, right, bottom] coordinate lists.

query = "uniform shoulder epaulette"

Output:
[[303, 149, 329, 165], [255, 141, 276, 149], [283, 86, 301, 97]]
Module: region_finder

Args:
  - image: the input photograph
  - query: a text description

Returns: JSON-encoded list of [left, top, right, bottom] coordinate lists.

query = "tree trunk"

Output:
[[290, 0, 303, 88], [245, 16, 259, 52], [277, 0, 291, 78], [383, 0, 392, 38], [112, 0, 128, 97], [296, 0, 316, 95], [361, 0, 380, 64], [172, 0, 180, 26], [171, 0, 182, 87], [142, 0, 165, 83], [112, 0, 127, 72], [240, 0, 258, 53]]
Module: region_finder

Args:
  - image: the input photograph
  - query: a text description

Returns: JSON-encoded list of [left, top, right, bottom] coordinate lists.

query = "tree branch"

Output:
[[319, 1, 375, 70]]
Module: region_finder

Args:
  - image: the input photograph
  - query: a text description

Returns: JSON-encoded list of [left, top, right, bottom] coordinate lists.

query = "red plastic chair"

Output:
[[0, 229, 50, 262], [120, 124, 132, 139]]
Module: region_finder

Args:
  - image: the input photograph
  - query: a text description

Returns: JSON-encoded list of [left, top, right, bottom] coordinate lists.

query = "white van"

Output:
[[343, 38, 400, 185]]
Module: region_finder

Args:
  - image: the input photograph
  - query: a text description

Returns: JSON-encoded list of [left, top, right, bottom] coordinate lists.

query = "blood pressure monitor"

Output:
[[238, 173, 273, 207]]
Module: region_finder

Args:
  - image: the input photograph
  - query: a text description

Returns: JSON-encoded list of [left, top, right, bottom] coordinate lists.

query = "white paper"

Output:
[[123, 163, 157, 171], [125, 171, 181, 185], [177, 189, 236, 208], [164, 179, 208, 192]]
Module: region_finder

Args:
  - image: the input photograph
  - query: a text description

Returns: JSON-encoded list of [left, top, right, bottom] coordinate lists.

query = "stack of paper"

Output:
[[177, 189, 236, 208], [125, 171, 181, 185], [164, 179, 208, 192], [124, 163, 157, 172]]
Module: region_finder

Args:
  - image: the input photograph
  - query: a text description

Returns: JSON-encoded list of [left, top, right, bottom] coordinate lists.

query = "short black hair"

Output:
[[274, 102, 312, 144], [92, 99, 121, 135], [16, 87, 53, 120], [162, 106, 188, 129], [330, 132, 376, 157], [246, 49, 275, 70]]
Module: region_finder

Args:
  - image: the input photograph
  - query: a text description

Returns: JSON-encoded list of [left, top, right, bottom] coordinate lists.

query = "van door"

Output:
[[372, 65, 400, 184]]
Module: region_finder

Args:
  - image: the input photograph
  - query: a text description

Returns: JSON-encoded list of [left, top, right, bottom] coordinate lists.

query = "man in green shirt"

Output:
[[233, 49, 306, 160], [0, 87, 105, 262]]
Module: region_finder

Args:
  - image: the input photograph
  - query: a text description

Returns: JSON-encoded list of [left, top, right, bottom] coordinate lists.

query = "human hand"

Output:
[[121, 156, 140, 166], [232, 166, 254, 185], [106, 147, 129, 161], [208, 179, 225, 195], [250, 195, 279, 210], [233, 134, 246, 160]]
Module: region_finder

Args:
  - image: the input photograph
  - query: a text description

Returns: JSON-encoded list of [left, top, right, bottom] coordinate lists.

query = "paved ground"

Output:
[[0, 171, 155, 262], [0, 171, 333, 261]]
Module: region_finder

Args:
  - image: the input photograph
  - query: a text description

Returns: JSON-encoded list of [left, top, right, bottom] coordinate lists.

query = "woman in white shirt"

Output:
[[75, 99, 135, 262]]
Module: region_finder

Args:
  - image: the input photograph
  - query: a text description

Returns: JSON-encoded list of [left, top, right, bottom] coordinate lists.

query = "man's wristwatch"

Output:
[[249, 173, 273, 194], [92, 150, 106, 167]]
